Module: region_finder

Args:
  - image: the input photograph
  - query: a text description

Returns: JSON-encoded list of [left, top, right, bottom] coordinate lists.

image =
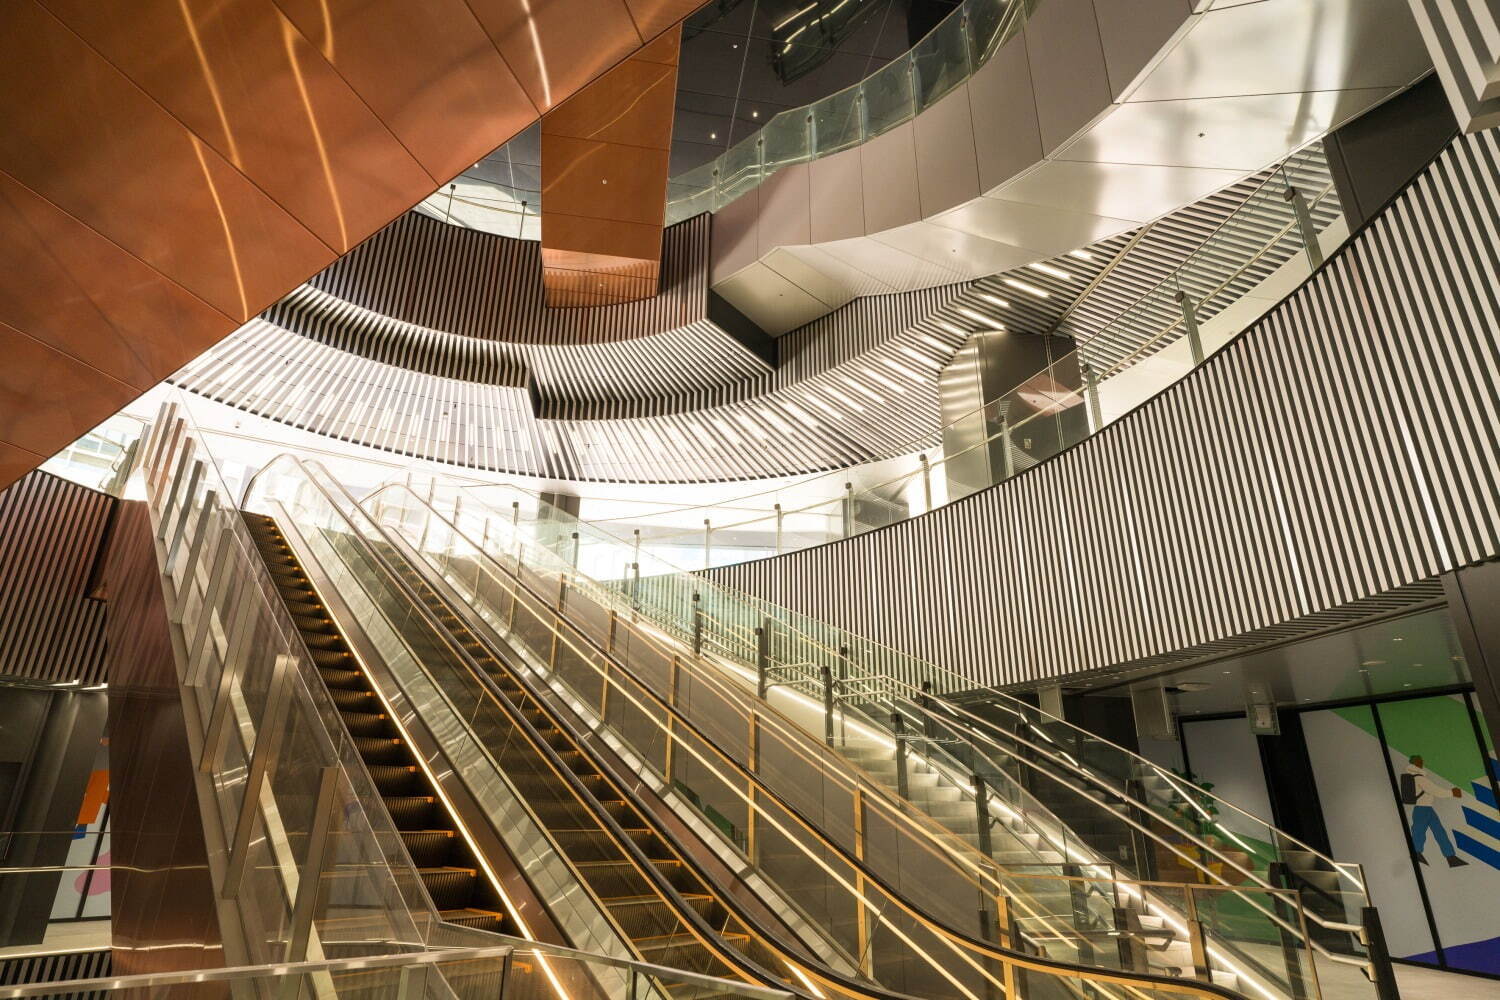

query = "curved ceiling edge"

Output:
[[705, 0, 1429, 333]]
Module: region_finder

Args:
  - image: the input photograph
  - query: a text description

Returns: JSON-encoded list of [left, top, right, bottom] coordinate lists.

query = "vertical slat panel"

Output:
[[704, 130, 1500, 689], [0, 472, 112, 685]]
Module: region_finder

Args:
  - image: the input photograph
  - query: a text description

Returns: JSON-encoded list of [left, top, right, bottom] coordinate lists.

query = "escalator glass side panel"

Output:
[[244, 514, 514, 936], [362, 485, 1306, 1000]]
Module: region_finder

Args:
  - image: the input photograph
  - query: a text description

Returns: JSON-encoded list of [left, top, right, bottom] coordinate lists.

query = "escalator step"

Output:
[[419, 867, 479, 910], [313, 652, 355, 672], [284, 600, 322, 617], [327, 687, 377, 711], [319, 665, 363, 686], [441, 909, 508, 932], [383, 795, 438, 828], [401, 829, 457, 867], [353, 736, 409, 764], [302, 632, 345, 651], [368, 764, 422, 795], [339, 711, 390, 737], [292, 613, 334, 633]]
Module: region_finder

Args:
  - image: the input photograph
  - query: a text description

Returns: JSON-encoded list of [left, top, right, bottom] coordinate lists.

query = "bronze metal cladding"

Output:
[[0, 0, 700, 492], [540, 25, 681, 307]]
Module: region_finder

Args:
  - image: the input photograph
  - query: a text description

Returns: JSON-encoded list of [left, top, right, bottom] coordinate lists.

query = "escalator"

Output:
[[244, 452, 1258, 1000], [244, 513, 513, 935], [404, 486, 1376, 998]]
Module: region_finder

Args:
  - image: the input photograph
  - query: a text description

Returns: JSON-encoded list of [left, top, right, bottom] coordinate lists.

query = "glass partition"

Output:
[[362, 481, 1326, 1000]]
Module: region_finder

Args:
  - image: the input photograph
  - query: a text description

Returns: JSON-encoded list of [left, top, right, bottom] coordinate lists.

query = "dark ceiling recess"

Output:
[[671, 0, 913, 173], [907, 0, 961, 45]]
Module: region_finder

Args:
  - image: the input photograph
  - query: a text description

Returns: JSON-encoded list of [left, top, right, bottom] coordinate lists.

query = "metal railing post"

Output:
[[755, 624, 770, 698], [973, 773, 993, 858], [691, 593, 704, 656], [773, 503, 783, 554], [892, 712, 910, 799], [1082, 361, 1103, 433], [919, 453, 933, 510], [1362, 904, 1402, 1000], [1284, 183, 1325, 270], [841, 483, 854, 538], [821, 665, 835, 745], [1184, 887, 1211, 982], [1175, 287, 1205, 365], [1267, 862, 1313, 1000]]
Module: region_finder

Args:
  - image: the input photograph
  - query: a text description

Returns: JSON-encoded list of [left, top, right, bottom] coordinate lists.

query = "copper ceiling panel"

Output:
[[0, 442, 42, 488], [540, 24, 680, 306], [0, 172, 234, 390], [468, 0, 660, 112], [40, 0, 436, 253], [0, 1, 335, 319], [0, 0, 701, 488], [0, 321, 138, 459], [270, 0, 540, 183]]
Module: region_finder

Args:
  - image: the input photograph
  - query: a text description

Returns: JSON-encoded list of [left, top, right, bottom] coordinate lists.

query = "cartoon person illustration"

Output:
[[1401, 754, 1467, 868]]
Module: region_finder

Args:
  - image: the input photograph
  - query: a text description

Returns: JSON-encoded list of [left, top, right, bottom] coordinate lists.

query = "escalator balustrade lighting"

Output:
[[244, 514, 515, 935]]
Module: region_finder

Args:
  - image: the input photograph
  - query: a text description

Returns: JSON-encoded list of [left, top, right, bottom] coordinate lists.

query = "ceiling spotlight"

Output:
[[1027, 262, 1072, 280], [1003, 277, 1050, 298], [710, 132, 718, 140], [751, 110, 759, 118], [1068, 249, 1094, 261]]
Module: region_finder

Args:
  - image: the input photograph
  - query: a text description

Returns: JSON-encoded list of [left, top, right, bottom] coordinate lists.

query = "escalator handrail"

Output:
[[362, 481, 1276, 1000], [271, 455, 1257, 1000], [250, 456, 941, 1000], [460, 480, 1366, 909], [427, 485, 1363, 959]]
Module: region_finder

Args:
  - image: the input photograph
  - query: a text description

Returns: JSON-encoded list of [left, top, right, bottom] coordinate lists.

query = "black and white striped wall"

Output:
[[706, 129, 1500, 689], [0, 472, 112, 686]]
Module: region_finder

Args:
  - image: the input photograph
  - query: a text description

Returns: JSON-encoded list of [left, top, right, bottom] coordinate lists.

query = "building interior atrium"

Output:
[[5, 2, 1500, 1000]]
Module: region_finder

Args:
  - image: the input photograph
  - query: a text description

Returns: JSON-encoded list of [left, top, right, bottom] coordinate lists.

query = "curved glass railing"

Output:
[[444, 471, 1388, 998], [246, 454, 1259, 1000], [461, 142, 1340, 576], [365, 481, 1344, 1000], [418, 0, 1033, 236], [664, 0, 1032, 225], [38, 411, 147, 496]]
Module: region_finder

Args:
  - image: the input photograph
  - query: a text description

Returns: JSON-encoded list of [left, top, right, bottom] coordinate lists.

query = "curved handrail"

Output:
[[421, 0, 1032, 236], [252, 453, 1260, 1000], [451, 481, 1372, 970], [362, 478, 1277, 1000]]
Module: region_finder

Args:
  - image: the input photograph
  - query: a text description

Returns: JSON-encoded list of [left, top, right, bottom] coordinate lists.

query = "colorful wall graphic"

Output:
[[1305, 694, 1500, 975], [49, 756, 109, 922]]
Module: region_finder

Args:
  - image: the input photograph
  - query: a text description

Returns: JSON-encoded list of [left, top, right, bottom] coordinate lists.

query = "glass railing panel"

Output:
[[813, 86, 864, 156], [761, 110, 812, 176], [861, 57, 915, 139], [913, 7, 971, 110], [445, 485, 1358, 995], [717, 138, 763, 209], [376, 492, 1320, 999]]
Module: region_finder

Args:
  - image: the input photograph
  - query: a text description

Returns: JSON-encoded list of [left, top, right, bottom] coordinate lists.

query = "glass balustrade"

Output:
[[421, 0, 1033, 235], [461, 143, 1341, 577], [360, 480, 1329, 1000], [237, 452, 1290, 1000]]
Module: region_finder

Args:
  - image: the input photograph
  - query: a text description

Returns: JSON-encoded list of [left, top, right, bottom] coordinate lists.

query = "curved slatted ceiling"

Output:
[[171, 148, 1339, 484]]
